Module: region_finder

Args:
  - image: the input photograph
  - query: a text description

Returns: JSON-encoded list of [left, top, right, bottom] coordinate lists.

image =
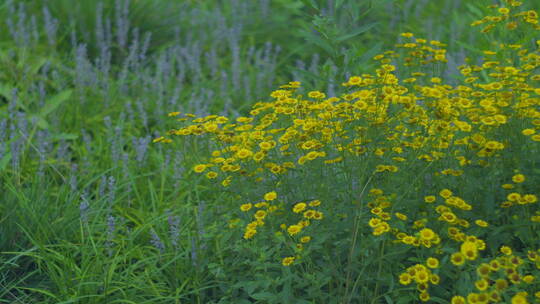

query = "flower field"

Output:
[[0, 0, 539, 303]]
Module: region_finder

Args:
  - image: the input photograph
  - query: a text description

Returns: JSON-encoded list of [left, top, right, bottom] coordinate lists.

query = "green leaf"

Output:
[[300, 0, 319, 10], [0, 152, 11, 171], [50, 133, 79, 141], [336, 22, 378, 43], [28, 114, 50, 129], [29, 56, 49, 75], [465, 3, 484, 18], [335, 0, 346, 10], [455, 40, 484, 56], [40, 89, 72, 117], [0, 83, 14, 100], [300, 31, 335, 56], [250, 292, 275, 301]]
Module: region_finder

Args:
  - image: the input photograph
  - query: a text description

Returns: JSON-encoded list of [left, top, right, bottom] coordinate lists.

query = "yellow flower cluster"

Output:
[[470, 0, 539, 33], [156, 1, 539, 301], [398, 259, 440, 302], [451, 247, 540, 303], [240, 191, 281, 240]]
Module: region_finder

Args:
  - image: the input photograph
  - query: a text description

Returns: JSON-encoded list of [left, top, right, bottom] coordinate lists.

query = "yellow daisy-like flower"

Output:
[[293, 202, 307, 213], [395, 212, 408, 220], [451, 295, 466, 304], [461, 241, 478, 260], [254, 210, 267, 220], [419, 291, 430, 302], [511, 293, 529, 304], [309, 200, 321, 207], [205, 171, 218, 179], [240, 203, 252, 212], [300, 236, 311, 243], [500, 245, 512, 255], [419, 228, 436, 241], [451, 252, 466, 266], [522, 128, 535, 136], [236, 148, 253, 159], [475, 278, 489, 291], [523, 194, 538, 203], [424, 195, 436, 203], [476, 263, 491, 277], [287, 225, 302, 236], [512, 174, 525, 183], [399, 273, 412, 285], [426, 257, 439, 269], [522, 275, 534, 284], [475, 219, 489, 227], [193, 164, 207, 173], [303, 210, 316, 219], [400, 32, 414, 38], [282, 256, 295, 266], [439, 189, 453, 199], [263, 191, 277, 201]]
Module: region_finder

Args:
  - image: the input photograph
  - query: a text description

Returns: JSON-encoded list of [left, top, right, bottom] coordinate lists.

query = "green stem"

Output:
[[370, 239, 386, 304]]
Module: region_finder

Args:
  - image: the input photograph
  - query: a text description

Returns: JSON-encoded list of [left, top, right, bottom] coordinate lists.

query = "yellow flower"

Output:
[[243, 229, 256, 239], [475, 279, 489, 291], [307, 91, 326, 99], [523, 194, 538, 203], [309, 200, 321, 207], [512, 174, 525, 183], [461, 241, 478, 260], [439, 189, 453, 199], [500, 246, 512, 255], [522, 275, 534, 284], [193, 164, 207, 173], [426, 257, 439, 269], [451, 296, 466, 304], [282, 256, 295, 266], [205, 171, 218, 179], [395, 212, 408, 220], [300, 236, 311, 243], [287, 225, 302, 236], [313, 211, 323, 220], [507, 192, 521, 202], [293, 202, 307, 213], [511, 293, 529, 304], [419, 228, 436, 241], [254, 210, 267, 220], [424, 195, 436, 203], [475, 219, 489, 227], [451, 252, 466, 266], [259, 141, 275, 150], [498, 7, 510, 14], [236, 148, 253, 159], [240, 203, 252, 212], [419, 291, 430, 302], [264, 191, 277, 201], [399, 273, 412, 285], [348, 76, 362, 85], [303, 210, 316, 219], [477, 263, 491, 277], [522, 128, 535, 136]]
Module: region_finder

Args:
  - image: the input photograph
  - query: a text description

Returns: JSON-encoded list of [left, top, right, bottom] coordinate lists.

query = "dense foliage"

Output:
[[1, 0, 539, 303]]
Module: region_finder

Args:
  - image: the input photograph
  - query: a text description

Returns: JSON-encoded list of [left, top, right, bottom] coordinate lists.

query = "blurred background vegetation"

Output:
[[0, 0, 538, 302]]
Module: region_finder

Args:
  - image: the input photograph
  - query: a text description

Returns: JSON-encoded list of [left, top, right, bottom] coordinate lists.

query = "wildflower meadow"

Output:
[[1, 0, 539, 303]]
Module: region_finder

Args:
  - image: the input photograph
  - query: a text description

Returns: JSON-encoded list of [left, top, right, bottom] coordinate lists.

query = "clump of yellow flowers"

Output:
[[156, 0, 539, 302]]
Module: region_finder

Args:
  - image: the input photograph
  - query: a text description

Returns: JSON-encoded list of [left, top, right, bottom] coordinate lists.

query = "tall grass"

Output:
[[1, 0, 539, 303]]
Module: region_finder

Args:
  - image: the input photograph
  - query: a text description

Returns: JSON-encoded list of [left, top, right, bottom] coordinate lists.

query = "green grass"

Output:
[[1, 0, 539, 303]]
